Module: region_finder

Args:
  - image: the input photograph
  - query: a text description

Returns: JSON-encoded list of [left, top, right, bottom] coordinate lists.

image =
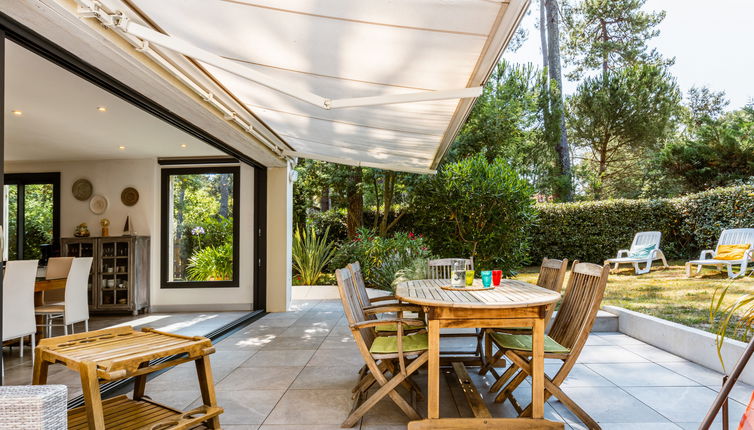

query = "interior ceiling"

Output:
[[3, 40, 223, 162], [119, 0, 528, 172]]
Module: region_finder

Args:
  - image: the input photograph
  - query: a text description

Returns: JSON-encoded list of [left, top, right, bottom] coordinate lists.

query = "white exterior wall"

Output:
[[266, 165, 293, 312], [5, 159, 255, 311]]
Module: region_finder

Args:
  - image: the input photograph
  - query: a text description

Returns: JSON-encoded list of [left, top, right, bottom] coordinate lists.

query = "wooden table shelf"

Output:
[[68, 396, 222, 430], [33, 326, 223, 430]]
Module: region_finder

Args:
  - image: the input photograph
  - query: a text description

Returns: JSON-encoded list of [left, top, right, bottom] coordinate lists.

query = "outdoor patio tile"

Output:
[[263, 389, 353, 425], [709, 381, 754, 406], [328, 325, 353, 337], [658, 361, 724, 386], [320, 335, 358, 350], [624, 386, 746, 424], [221, 426, 260, 430], [251, 317, 299, 328], [213, 337, 265, 352], [221, 333, 279, 348], [575, 345, 650, 363], [205, 350, 258, 368], [597, 423, 682, 429], [545, 363, 615, 387], [196, 390, 285, 425], [142, 388, 200, 410], [595, 332, 647, 346], [278, 324, 332, 338], [226, 325, 287, 338], [217, 367, 303, 391], [584, 335, 612, 346], [259, 425, 342, 430], [260, 335, 326, 350], [547, 386, 670, 424], [288, 318, 340, 329], [148, 366, 234, 391], [240, 349, 316, 367], [291, 366, 362, 390], [307, 347, 365, 367], [621, 344, 689, 363], [585, 363, 699, 387]]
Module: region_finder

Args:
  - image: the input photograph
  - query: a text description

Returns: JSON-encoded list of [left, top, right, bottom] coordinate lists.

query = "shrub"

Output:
[[292, 226, 337, 285], [529, 184, 754, 263], [307, 209, 348, 243], [186, 243, 233, 281], [331, 228, 431, 290], [411, 155, 536, 276]]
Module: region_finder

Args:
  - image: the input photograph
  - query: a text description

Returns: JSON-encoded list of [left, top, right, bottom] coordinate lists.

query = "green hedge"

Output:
[[529, 184, 754, 264]]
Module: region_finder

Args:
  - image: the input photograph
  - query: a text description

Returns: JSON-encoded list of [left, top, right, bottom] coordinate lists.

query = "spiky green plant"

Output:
[[709, 273, 754, 371], [392, 258, 430, 289], [293, 226, 336, 285], [187, 243, 233, 281]]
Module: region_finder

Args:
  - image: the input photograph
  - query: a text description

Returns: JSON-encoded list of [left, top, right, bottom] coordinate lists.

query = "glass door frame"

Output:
[[4, 172, 61, 260]]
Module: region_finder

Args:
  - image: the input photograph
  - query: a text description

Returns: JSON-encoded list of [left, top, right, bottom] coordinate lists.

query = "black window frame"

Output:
[[4, 172, 61, 260], [160, 166, 241, 289]]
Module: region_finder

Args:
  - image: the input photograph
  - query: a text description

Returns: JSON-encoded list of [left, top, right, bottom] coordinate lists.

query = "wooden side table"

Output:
[[32, 326, 223, 430]]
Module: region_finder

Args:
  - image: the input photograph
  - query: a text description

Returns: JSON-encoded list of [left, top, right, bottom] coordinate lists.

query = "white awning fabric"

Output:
[[88, 0, 529, 173]]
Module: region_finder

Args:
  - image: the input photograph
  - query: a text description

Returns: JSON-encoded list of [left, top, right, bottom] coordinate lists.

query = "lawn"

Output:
[[514, 261, 754, 337]]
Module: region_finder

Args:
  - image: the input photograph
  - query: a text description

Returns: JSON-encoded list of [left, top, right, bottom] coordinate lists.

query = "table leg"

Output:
[[80, 360, 105, 430], [427, 319, 441, 419], [196, 355, 221, 429], [531, 317, 545, 419], [32, 354, 49, 385]]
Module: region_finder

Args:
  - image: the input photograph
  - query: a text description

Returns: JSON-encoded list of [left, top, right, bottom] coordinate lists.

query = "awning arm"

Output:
[[112, 16, 481, 110], [283, 150, 437, 175]]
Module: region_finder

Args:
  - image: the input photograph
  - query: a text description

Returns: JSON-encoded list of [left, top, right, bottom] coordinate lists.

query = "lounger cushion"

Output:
[[374, 322, 426, 332], [629, 243, 656, 259], [370, 333, 428, 354], [490, 332, 570, 354], [714, 244, 751, 260]]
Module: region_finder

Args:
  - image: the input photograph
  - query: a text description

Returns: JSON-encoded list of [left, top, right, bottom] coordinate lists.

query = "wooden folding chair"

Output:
[[484, 262, 610, 430], [335, 267, 430, 428], [347, 262, 425, 336]]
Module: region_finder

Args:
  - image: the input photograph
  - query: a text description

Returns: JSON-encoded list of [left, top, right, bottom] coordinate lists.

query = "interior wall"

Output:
[[5, 158, 254, 311]]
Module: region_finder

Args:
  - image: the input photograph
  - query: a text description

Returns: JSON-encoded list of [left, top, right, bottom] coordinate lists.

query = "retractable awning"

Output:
[[76, 0, 529, 173]]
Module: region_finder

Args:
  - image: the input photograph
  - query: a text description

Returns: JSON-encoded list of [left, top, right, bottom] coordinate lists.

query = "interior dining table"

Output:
[[395, 278, 563, 430]]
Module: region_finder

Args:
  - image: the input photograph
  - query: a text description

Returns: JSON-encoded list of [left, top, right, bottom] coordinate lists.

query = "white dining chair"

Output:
[[2, 260, 39, 365], [42, 257, 74, 305], [35, 257, 93, 337]]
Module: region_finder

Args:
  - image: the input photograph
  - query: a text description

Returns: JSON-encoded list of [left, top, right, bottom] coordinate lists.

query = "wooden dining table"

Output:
[[395, 278, 563, 429]]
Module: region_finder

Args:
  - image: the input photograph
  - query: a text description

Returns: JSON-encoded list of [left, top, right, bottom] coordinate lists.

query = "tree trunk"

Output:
[[346, 167, 363, 239], [379, 171, 396, 237], [600, 18, 609, 78], [545, 0, 573, 202], [540, 0, 549, 71], [319, 186, 330, 211]]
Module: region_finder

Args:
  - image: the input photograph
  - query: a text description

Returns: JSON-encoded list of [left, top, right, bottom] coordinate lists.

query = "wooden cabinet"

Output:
[[61, 236, 150, 315]]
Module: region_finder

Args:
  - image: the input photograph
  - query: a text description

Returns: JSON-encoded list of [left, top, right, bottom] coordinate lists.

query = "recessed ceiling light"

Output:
[[118, 146, 126, 150], [180, 144, 188, 149], [11, 110, 22, 116], [97, 106, 107, 112]]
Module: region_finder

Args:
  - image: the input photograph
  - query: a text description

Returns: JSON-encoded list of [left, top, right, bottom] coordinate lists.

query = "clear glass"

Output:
[[168, 172, 235, 283], [450, 259, 466, 287]]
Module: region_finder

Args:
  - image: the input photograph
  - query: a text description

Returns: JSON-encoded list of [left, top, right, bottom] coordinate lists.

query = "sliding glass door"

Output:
[[4, 172, 60, 260]]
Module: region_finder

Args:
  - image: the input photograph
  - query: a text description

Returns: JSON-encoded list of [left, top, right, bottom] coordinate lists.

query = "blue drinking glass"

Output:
[[481, 270, 492, 288]]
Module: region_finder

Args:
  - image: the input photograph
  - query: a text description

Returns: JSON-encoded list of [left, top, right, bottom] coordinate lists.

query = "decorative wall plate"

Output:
[[72, 179, 93, 201], [121, 187, 139, 206], [89, 194, 109, 215]]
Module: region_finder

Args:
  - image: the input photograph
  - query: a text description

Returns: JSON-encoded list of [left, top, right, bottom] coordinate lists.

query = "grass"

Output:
[[514, 260, 754, 337]]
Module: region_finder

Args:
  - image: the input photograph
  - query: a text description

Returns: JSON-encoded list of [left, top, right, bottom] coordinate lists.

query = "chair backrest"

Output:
[[2, 260, 39, 340], [631, 231, 661, 249], [64, 257, 93, 325], [43, 257, 75, 304], [717, 229, 754, 251], [347, 262, 374, 314], [427, 258, 473, 279], [548, 262, 610, 354], [335, 267, 375, 350], [536, 258, 569, 325], [45, 257, 74, 280]]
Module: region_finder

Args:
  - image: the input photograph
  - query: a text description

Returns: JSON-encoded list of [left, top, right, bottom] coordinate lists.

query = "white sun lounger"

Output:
[[605, 231, 668, 275], [686, 228, 754, 279]]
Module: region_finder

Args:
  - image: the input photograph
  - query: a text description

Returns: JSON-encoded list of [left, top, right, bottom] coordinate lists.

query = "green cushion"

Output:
[[629, 243, 656, 259], [490, 332, 570, 354], [374, 322, 426, 332], [370, 333, 428, 354]]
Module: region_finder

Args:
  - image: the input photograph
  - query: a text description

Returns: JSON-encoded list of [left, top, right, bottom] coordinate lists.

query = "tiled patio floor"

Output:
[[140, 299, 751, 429]]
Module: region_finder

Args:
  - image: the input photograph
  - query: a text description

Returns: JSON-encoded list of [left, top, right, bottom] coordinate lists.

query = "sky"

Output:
[[502, 0, 754, 109]]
